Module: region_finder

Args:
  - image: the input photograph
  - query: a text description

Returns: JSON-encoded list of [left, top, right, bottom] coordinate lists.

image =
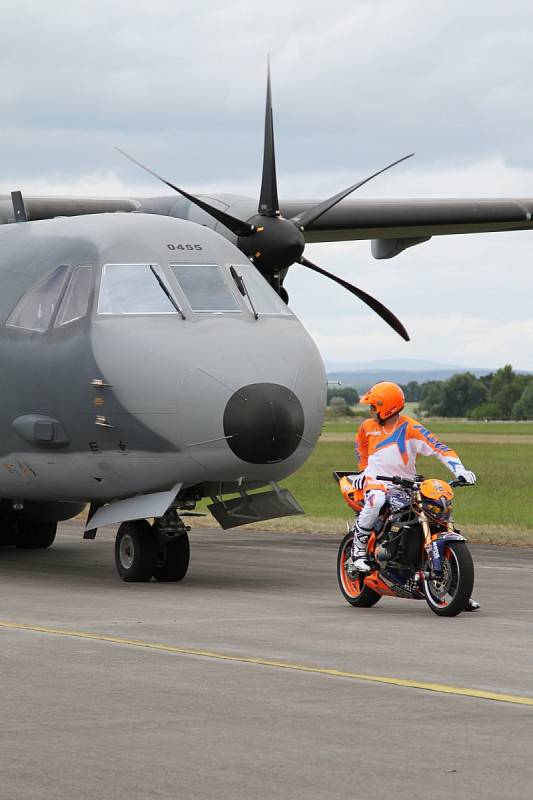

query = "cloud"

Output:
[[2, 0, 533, 369], [308, 313, 533, 373], [3, 0, 533, 180]]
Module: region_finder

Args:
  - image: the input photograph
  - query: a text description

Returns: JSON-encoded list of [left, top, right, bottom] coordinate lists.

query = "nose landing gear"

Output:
[[114, 509, 190, 583]]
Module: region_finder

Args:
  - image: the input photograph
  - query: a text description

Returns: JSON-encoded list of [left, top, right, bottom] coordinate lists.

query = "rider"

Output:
[[350, 381, 480, 610]]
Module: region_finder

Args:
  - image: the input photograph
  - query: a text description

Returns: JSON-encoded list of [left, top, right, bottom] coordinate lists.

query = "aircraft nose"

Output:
[[223, 383, 304, 464]]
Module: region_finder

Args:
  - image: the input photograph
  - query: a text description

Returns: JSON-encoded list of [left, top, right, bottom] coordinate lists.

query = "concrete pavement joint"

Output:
[[2, 619, 532, 707]]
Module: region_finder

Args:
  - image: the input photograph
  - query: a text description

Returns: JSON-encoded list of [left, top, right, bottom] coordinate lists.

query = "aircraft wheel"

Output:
[[153, 533, 190, 582], [0, 524, 15, 547], [115, 520, 156, 582], [15, 520, 57, 549]]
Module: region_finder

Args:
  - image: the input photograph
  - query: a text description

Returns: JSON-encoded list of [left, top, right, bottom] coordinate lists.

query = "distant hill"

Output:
[[326, 359, 500, 392]]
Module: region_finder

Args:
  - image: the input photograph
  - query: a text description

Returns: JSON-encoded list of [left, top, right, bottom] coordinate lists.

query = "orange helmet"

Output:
[[360, 381, 405, 420]]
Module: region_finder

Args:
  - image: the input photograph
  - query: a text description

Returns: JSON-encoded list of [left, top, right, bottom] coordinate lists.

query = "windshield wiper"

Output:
[[150, 265, 186, 319], [230, 266, 258, 320]]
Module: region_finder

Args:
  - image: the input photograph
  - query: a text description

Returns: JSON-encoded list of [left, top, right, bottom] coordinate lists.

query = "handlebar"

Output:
[[376, 475, 417, 488], [376, 474, 473, 489]]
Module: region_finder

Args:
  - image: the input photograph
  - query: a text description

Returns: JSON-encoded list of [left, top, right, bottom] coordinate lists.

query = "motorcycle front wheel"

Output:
[[337, 532, 381, 608], [423, 541, 474, 617]]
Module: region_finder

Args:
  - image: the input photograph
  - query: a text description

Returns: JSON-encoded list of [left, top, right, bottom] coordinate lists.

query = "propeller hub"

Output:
[[238, 216, 305, 275]]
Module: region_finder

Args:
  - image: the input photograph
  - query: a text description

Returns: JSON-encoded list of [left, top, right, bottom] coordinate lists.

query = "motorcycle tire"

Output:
[[423, 540, 474, 617], [337, 532, 381, 608]]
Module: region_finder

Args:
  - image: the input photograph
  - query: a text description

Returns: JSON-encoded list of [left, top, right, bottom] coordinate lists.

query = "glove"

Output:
[[350, 473, 366, 491], [455, 467, 476, 485]]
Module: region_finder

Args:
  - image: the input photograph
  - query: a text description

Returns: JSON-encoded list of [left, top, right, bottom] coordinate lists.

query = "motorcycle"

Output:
[[335, 471, 475, 617]]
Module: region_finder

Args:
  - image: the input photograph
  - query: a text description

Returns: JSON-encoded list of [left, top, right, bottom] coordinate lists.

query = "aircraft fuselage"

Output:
[[0, 213, 326, 522]]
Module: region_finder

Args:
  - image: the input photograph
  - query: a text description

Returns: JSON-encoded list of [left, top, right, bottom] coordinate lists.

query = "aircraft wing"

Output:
[[280, 197, 533, 257], [0, 195, 141, 223], [2, 193, 533, 260]]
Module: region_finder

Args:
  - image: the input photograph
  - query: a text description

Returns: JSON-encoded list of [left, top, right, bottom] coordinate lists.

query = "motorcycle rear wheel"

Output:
[[337, 532, 381, 608], [423, 541, 474, 617]]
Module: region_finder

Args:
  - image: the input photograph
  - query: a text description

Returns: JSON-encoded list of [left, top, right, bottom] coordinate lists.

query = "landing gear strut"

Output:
[[114, 509, 190, 583]]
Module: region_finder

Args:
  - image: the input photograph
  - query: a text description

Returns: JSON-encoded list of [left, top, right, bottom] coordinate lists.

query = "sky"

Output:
[[2, 0, 533, 371]]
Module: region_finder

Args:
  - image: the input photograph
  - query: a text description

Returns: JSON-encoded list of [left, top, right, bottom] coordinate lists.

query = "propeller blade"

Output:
[[292, 153, 414, 231], [115, 147, 255, 238], [299, 256, 410, 341], [257, 60, 280, 217]]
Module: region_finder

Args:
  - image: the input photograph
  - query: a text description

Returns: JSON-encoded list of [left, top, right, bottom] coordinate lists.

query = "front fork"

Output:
[[417, 496, 442, 574], [405, 489, 436, 571], [416, 489, 466, 578]]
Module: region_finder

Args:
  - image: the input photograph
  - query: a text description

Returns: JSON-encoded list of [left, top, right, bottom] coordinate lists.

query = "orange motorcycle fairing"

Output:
[[364, 572, 398, 597], [362, 532, 397, 597], [338, 475, 364, 512]]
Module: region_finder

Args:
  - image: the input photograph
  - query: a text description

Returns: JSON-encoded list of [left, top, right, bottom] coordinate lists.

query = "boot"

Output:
[[350, 523, 371, 573]]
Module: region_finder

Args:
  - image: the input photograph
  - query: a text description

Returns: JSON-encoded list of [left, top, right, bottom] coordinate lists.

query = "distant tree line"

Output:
[[412, 365, 533, 419], [327, 366, 533, 419], [327, 387, 360, 406], [326, 386, 360, 417]]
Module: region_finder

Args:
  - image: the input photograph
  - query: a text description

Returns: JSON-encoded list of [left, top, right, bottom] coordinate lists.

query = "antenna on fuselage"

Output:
[[11, 191, 28, 223]]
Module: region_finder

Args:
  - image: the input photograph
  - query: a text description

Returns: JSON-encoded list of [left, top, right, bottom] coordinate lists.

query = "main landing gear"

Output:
[[0, 514, 57, 549], [114, 508, 190, 583]]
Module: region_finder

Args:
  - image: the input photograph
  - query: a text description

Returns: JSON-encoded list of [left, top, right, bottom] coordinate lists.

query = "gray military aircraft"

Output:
[[1, 70, 532, 582]]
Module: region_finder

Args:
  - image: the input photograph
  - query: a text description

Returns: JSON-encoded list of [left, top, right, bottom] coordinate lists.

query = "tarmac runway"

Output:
[[1, 522, 532, 800]]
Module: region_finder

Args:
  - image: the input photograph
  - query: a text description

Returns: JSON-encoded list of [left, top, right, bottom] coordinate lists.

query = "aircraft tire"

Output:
[[153, 533, 190, 582], [115, 520, 157, 582], [15, 520, 57, 549], [0, 526, 15, 547]]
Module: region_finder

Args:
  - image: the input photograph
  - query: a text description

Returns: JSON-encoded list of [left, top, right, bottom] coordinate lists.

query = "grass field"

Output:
[[280, 440, 533, 526], [323, 419, 533, 435], [195, 422, 533, 546]]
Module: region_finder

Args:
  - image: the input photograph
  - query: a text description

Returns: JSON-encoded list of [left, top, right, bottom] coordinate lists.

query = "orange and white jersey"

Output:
[[355, 415, 463, 483]]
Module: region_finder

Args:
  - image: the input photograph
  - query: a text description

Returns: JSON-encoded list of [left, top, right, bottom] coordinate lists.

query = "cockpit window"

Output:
[[55, 266, 93, 327], [169, 263, 241, 312], [6, 265, 70, 332], [231, 263, 291, 314], [98, 264, 177, 315]]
